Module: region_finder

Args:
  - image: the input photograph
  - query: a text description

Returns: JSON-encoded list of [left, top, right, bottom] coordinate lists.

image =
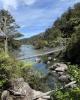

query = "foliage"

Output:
[[52, 89, 70, 100], [0, 52, 32, 88], [0, 52, 49, 92], [51, 64, 80, 100], [34, 39, 48, 49], [64, 25, 80, 64], [0, 9, 23, 52], [68, 65, 80, 83], [0, 9, 19, 36], [52, 87, 80, 100], [20, 61, 49, 92]]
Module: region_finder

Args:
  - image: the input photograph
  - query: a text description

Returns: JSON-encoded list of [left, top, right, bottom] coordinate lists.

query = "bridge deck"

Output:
[[17, 46, 65, 60]]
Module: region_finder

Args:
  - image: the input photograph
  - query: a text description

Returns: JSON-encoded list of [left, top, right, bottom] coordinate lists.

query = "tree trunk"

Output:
[[4, 36, 8, 54]]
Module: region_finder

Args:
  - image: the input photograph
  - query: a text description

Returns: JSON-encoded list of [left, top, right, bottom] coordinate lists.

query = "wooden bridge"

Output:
[[17, 46, 65, 60]]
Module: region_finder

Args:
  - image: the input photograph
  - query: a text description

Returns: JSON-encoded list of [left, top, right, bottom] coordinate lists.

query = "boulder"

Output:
[[58, 63, 68, 70], [55, 66, 67, 72], [49, 63, 68, 70], [51, 63, 67, 69], [57, 72, 64, 76], [48, 57, 52, 61], [1, 90, 9, 100], [49, 65, 55, 70], [1, 78, 50, 100], [32, 90, 50, 100], [58, 75, 70, 82], [51, 71, 57, 76], [49, 63, 59, 70], [53, 58, 56, 61], [35, 58, 41, 63], [37, 98, 47, 100], [10, 78, 33, 100], [47, 61, 50, 64], [55, 63, 68, 72]]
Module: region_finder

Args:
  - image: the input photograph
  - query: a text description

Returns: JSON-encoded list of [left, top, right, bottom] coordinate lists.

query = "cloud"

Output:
[[0, 0, 37, 10], [0, 0, 18, 9], [22, 0, 37, 5]]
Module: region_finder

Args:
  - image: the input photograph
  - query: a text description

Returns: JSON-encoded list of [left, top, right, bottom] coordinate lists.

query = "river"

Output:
[[13, 44, 56, 89], [15, 45, 48, 75]]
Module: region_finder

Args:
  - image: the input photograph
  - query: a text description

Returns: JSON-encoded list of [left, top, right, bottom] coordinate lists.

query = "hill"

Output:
[[25, 3, 80, 64]]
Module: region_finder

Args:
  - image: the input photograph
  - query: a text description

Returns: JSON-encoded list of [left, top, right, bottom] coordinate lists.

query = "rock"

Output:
[[12, 78, 33, 100], [58, 75, 70, 82], [53, 58, 56, 61], [1, 90, 9, 100], [70, 83, 77, 88], [52, 63, 60, 68], [49, 65, 55, 70], [32, 89, 44, 98], [48, 57, 52, 61], [55, 66, 67, 72], [37, 98, 47, 100], [55, 63, 68, 72], [35, 58, 41, 63], [51, 63, 67, 69], [51, 71, 57, 76], [32, 90, 50, 100], [1, 78, 50, 100], [47, 61, 50, 64], [49, 63, 66, 70], [57, 72, 64, 76], [59, 63, 68, 70]]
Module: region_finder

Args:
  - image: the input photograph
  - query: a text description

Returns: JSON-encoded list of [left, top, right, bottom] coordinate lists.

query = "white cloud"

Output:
[[0, 0, 37, 10], [1, 0, 18, 10], [22, 0, 37, 5]]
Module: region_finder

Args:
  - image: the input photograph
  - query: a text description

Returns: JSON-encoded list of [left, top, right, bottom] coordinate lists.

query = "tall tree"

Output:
[[0, 10, 19, 54]]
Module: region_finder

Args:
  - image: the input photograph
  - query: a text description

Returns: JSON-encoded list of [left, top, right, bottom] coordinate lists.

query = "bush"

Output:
[[51, 64, 80, 100], [21, 63, 49, 92], [68, 65, 80, 83], [0, 52, 49, 92], [51, 87, 80, 100], [0, 52, 32, 88]]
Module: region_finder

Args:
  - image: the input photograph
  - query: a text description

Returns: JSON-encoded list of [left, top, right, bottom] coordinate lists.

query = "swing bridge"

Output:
[[17, 46, 65, 60]]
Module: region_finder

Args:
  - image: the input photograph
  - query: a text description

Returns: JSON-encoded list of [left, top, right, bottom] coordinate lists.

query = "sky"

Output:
[[0, 0, 80, 38]]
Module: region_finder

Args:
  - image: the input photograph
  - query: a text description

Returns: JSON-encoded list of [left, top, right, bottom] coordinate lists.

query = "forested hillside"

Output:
[[27, 3, 80, 64]]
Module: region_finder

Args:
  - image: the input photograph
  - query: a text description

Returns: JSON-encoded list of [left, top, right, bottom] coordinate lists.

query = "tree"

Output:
[[0, 10, 19, 54]]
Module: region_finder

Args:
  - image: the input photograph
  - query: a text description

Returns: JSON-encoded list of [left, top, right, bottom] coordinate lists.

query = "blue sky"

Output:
[[0, 0, 80, 38]]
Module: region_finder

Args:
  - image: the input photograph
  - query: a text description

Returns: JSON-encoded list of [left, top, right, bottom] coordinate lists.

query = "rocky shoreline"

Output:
[[1, 63, 77, 100], [1, 78, 51, 100]]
